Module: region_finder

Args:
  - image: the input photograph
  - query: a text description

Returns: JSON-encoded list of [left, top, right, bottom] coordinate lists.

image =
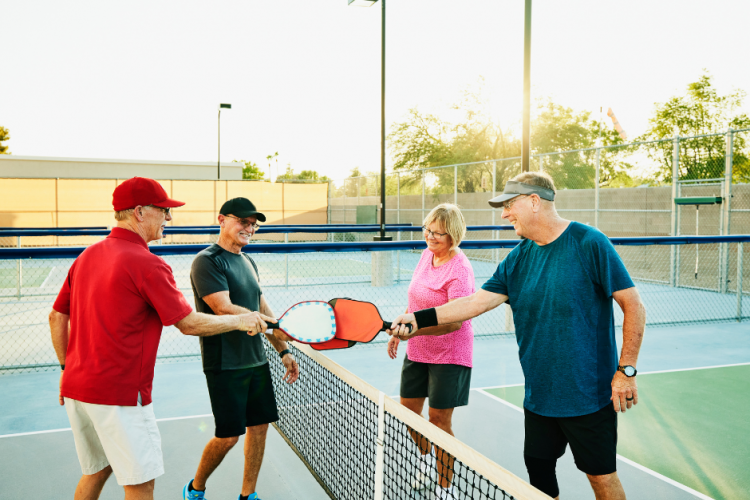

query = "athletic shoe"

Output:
[[411, 451, 437, 490], [434, 484, 457, 500], [182, 480, 206, 499], [238, 494, 260, 500]]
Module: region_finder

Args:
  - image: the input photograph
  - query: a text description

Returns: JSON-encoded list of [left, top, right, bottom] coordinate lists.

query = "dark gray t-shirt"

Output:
[[190, 244, 267, 371]]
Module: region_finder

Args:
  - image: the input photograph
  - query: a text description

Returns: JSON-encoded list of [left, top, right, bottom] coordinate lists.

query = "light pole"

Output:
[[522, 0, 532, 172], [218, 103, 231, 179], [348, 0, 389, 241]]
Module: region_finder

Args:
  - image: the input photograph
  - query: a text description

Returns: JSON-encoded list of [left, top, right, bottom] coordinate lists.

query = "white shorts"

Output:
[[64, 397, 164, 486]]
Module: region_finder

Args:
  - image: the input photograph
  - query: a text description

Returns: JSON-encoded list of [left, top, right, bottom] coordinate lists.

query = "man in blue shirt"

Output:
[[389, 172, 646, 500]]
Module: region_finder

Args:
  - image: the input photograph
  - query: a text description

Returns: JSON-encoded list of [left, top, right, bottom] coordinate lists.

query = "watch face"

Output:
[[623, 366, 636, 377]]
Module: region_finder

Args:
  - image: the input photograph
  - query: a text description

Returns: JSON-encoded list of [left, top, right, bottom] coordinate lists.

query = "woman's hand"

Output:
[[387, 336, 400, 359]]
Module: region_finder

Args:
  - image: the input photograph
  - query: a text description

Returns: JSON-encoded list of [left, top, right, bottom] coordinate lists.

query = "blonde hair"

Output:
[[511, 171, 557, 195], [423, 203, 466, 251]]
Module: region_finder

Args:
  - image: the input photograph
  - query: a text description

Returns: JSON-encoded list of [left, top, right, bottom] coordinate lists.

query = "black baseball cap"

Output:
[[219, 197, 267, 222]]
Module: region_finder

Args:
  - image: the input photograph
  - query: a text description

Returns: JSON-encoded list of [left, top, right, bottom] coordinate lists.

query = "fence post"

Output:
[[492, 161, 498, 263], [284, 233, 289, 289], [720, 129, 734, 293], [16, 235, 22, 300], [594, 148, 601, 229], [670, 137, 681, 287], [327, 179, 332, 225], [454, 165, 458, 205], [421, 171, 425, 222], [737, 242, 743, 321], [396, 172, 400, 224]]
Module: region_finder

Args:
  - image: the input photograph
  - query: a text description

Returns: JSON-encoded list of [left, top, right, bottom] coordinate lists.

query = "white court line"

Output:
[[39, 266, 56, 289], [473, 382, 524, 391], [475, 390, 715, 500], [0, 413, 214, 440]]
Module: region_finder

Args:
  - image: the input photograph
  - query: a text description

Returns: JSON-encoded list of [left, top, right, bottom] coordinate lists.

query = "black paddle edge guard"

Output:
[[0, 224, 515, 237], [3, 235, 750, 260]]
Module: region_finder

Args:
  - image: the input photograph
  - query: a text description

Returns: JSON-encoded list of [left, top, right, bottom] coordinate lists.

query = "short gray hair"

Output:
[[114, 209, 134, 222], [423, 203, 466, 250]]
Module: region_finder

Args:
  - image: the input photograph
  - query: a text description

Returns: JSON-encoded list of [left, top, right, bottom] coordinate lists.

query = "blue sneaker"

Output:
[[238, 494, 259, 500], [183, 480, 206, 499]]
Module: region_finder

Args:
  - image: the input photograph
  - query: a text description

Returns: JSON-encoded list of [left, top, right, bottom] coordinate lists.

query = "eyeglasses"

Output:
[[422, 226, 449, 239], [225, 215, 260, 230], [147, 205, 171, 216], [502, 195, 528, 211]]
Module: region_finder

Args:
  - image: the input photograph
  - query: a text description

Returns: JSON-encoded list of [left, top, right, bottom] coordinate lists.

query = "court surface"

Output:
[[3, 321, 749, 499]]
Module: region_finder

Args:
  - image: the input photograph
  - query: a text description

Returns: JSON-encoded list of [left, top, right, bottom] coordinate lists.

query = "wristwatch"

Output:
[[618, 365, 637, 377], [279, 349, 291, 359]]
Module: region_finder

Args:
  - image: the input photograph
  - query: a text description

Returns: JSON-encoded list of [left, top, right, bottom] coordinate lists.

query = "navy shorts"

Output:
[[204, 363, 279, 438]]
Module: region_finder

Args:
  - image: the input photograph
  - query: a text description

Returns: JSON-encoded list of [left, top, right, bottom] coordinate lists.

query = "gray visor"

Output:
[[488, 181, 556, 208]]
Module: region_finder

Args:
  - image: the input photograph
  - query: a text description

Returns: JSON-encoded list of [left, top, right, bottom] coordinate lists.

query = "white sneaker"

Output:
[[435, 484, 457, 500], [411, 451, 437, 490]]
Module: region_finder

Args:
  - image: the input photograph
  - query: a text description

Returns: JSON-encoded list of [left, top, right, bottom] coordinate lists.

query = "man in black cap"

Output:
[[183, 198, 299, 500], [389, 172, 646, 500]]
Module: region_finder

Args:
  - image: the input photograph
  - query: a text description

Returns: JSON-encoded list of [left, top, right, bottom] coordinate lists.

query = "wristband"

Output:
[[279, 349, 291, 359], [413, 308, 438, 329], [60, 364, 65, 371]]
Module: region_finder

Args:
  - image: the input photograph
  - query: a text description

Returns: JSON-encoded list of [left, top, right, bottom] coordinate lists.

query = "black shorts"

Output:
[[400, 357, 472, 410], [524, 404, 618, 476], [204, 363, 279, 438]]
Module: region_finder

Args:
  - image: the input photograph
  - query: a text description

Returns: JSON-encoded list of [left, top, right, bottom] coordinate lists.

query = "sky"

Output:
[[2, 0, 749, 182]]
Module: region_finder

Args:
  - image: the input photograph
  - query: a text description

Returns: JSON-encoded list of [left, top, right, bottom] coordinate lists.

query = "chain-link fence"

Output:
[[330, 129, 750, 239], [2, 236, 749, 374]]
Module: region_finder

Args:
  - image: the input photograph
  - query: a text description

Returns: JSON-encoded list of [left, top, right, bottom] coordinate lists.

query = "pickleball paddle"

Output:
[[266, 301, 337, 344], [308, 298, 411, 351]]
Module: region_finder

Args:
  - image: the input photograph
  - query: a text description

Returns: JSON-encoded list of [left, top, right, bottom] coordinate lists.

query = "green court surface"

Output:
[[0, 267, 53, 289], [484, 364, 750, 500]]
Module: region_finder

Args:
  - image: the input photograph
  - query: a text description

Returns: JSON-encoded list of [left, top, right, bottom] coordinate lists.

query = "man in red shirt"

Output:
[[49, 177, 273, 500]]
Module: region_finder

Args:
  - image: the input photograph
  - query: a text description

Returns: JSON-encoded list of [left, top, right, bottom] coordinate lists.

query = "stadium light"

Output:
[[348, 0, 389, 241], [218, 103, 232, 180]]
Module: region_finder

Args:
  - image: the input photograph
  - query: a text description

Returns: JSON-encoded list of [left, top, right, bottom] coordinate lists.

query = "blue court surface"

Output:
[[2, 319, 749, 499]]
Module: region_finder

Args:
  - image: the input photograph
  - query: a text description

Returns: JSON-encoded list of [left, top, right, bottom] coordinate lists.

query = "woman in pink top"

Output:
[[387, 203, 475, 500]]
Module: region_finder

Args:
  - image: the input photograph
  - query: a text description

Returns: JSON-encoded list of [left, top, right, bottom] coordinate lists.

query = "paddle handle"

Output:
[[382, 321, 412, 333], [267, 322, 280, 330]]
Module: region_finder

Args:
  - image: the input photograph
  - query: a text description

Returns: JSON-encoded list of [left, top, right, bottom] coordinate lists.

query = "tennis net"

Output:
[[264, 340, 549, 500]]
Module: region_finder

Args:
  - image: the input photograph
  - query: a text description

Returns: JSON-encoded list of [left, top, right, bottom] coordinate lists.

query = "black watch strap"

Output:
[[60, 364, 65, 371], [618, 365, 637, 377], [279, 349, 291, 359]]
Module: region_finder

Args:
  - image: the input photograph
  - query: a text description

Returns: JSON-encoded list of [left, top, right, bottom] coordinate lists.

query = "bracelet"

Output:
[[279, 349, 291, 359], [413, 308, 438, 329], [60, 364, 65, 371]]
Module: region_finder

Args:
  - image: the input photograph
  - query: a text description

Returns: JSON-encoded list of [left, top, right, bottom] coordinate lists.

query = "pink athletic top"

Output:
[[406, 249, 475, 367]]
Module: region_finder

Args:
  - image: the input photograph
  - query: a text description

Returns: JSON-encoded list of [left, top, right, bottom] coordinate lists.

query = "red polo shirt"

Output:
[[53, 227, 193, 406]]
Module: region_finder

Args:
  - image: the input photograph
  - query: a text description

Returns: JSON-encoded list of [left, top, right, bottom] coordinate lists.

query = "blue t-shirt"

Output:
[[482, 222, 634, 417]]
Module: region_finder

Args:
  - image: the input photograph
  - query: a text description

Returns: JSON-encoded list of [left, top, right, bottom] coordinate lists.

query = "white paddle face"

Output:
[[279, 301, 336, 343]]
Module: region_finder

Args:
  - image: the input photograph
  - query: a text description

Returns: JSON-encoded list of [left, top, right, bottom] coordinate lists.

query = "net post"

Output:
[[374, 390, 386, 500], [737, 242, 743, 322]]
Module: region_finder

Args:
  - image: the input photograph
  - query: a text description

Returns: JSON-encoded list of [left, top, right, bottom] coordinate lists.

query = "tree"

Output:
[[234, 160, 266, 180], [275, 165, 330, 183], [638, 72, 750, 182], [0, 126, 10, 155], [532, 100, 629, 189], [388, 88, 521, 195]]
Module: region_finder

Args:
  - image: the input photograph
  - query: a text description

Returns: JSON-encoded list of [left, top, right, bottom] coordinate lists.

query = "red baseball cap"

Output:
[[112, 177, 186, 211]]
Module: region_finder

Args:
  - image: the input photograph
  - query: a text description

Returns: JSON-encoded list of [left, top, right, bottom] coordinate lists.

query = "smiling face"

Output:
[[220, 214, 258, 249], [423, 220, 453, 257], [141, 205, 172, 241], [501, 194, 533, 238]]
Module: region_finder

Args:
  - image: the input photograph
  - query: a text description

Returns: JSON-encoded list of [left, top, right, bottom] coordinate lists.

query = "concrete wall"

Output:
[[0, 155, 242, 180]]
